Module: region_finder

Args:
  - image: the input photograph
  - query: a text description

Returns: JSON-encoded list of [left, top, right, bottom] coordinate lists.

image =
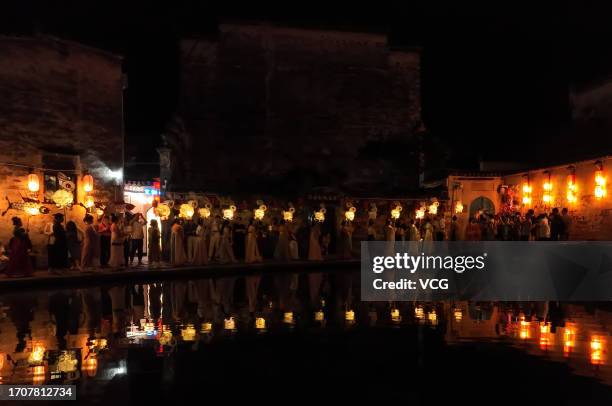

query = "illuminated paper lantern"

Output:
[[415, 206, 426, 219], [283, 312, 295, 325], [156, 203, 171, 219], [82, 174, 94, 193], [224, 317, 236, 331], [390, 308, 401, 323], [522, 182, 532, 206], [563, 324, 576, 357], [179, 203, 195, 219], [543, 181, 553, 204], [345, 206, 356, 222], [566, 175, 578, 203], [255, 317, 266, 330], [28, 342, 46, 365], [454, 201, 464, 214], [84, 195, 95, 208], [390, 204, 402, 219], [283, 207, 295, 222], [27, 173, 40, 192], [181, 324, 196, 341], [198, 205, 211, 219], [23, 202, 41, 216], [453, 308, 463, 322], [52, 189, 73, 207], [519, 320, 531, 340], [595, 170, 607, 199], [314, 310, 325, 322], [427, 310, 438, 325], [345, 310, 355, 323], [428, 201, 439, 215], [590, 336, 605, 365], [201, 322, 213, 334], [314, 208, 326, 222], [414, 306, 424, 320]]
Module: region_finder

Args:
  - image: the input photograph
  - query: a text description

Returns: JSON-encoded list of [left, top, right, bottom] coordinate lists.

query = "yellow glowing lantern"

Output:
[[519, 320, 531, 340], [255, 317, 266, 330], [223, 207, 235, 220], [201, 322, 213, 334], [390, 204, 402, 220], [283, 207, 295, 222], [595, 170, 607, 199], [391, 308, 401, 323], [23, 202, 41, 216], [198, 206, 211, 219], [27, 173, 40, 192], [345, 310, 355, 323], [345, 206, 356, 222], [453, 308, 463, 322], [567, 175, 578, 204], [428, 310, 438, 325], [543, 181, 553, 204], [82, 174, 94, 193], [415, 306, 425, 320], [283, 312, 295, 324], [415, 206, 426, 219], [563, 324, 576, 356], [314, 310, 325, 322], [428, 201, 439, 215], [52, 189, 74, 207], [32, 365, 46, 384], [454, 201, 464, 214], [539, 322, 552, 350], [144, 320, 155, 335], [181, 324, 197, 341], [254, 204, 267, 221], [159, 329, 173, 345], [84, 195, 95, 208], [590, 336, 605, 365], [156, 203, 171, 219], [57, 351, 78, 373], [179, 203, 195, 219], [224, 317, 236, 330], [29, 342, 46, 365], [83, 357, 98, 376], [314, 208, 326, 222]]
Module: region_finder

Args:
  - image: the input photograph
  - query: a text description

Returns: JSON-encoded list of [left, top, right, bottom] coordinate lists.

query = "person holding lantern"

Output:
[[307, 222, 323, 261], [7, 217, 33, 277], [274, 219, 291, 261], [218, 220, 237, 263], [148, 219, 162, 267], [192, 218, 208, 266], [208, 215, 221, 262], [171, 219, 187, 266], [245, 219, 262, 263]]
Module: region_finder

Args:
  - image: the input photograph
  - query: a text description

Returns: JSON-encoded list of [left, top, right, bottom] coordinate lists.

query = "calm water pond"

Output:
[[1, 269, 612, 404]]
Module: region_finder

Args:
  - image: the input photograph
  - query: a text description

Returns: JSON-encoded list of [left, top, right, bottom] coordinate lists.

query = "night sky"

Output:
[[4, 1, 612, 176]]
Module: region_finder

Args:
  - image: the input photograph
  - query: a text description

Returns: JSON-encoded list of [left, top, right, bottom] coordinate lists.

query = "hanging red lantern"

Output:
[[83, 174, 94, 193], [27, 173, 40, 192]]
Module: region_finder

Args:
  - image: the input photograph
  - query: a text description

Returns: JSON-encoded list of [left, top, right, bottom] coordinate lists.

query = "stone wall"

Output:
[[0, 36, 124, 267], [172, 23, 421, 194]]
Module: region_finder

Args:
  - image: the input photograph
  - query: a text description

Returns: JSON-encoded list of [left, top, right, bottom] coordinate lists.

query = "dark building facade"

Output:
[[160, 22, 421, 196]]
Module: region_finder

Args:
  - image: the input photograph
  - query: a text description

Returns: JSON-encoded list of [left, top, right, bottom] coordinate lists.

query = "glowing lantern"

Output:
[[453, 308, 463, 322], [144, 320, 156, 336], [52, 189, 73, 207], [539, 322, 552, 350], [590, 336, 605, 365], [82, 174, 94, 193], [390, 204, 402, 220], [567, 175, 578, 204], [283, 312, 295, 325], [32, 365, 46, 384], [224, 317, 236, 331], [255, 317, 266, 330], [428, 201, 439, 215], [563, 325, 576, 357], [543, 181, 553, 204], [283, 207, 295, 222], [83, 357, 98, 377], [415, 306, 424, 320], [314, 310, 325, 322], [201, 322, 213, 334], [390, 308, 401, 323], [519, 320, 531, 340], [159, 329, 173, 345], [179, 203, 194, 219], [415, 206, 426, 219], [522, 182, 532, 206], [254, 204, 267, 220], [84, 195, 95, 208], [27, 173, 40, 192], [454, 201, 464, 214], [345, 206, 356, 222], [57, 351, 78, 373], [595, 170, 607, 199], [314, 208, 326, 222], [29, 342, 46, 365], [223, 206, 235, 220], [198, 205, 211, 219], [345, 310, 355, 324], [428, 310, 438, 325], [23, 202, 41, 216], [181, 324, 197, 341]]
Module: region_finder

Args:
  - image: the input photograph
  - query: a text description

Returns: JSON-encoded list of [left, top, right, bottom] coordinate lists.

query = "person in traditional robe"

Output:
[[218, 220, 237, 264], [80, 214, 99, 271], [274, 220, 291, 261], [7, 217, 32, 277], [245, 219, 262, 263], [339, 220, 353, 259], [384, 219, 396, 256], [148, 220, 161, 267], [192, 218, 208, 266], [208, 215, 221, 262], [109, 214, 126, 269], [233, 217, 246, 260], [47, 213, 68, 272], [171, 219, 187, 266], [308, 222, 323, 261]]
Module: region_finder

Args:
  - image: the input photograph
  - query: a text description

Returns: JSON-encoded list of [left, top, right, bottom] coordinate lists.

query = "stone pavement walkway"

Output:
[[0, 259, 360, 291]]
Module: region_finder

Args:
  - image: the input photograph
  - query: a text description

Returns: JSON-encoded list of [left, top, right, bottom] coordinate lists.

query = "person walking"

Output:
[[245, 219, 262, 263], [46, 213, 68, 273], [80, 214, 99, 272], [148, 220, 161, 268], [97, 215, 111, 267], [109, 214, 126, 269], [66, 220, 83, 270], [129, 213, 145, 266], [561, 208, 572, 240], [7, 217, 32, 277]]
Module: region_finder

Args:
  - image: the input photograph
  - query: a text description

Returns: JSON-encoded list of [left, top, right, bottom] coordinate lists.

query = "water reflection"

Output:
[[0, 271, 611, 401]]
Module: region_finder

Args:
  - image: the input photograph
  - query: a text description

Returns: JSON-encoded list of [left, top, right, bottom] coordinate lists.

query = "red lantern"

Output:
[[83, 174, 94, 193]]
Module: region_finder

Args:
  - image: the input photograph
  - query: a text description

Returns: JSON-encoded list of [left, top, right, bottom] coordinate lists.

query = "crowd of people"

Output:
[[0, 206, 574, 277]]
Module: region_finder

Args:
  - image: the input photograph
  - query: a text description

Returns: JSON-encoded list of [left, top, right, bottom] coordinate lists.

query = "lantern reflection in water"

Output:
[[82, 357, 98, 377], [519, 320, 531, 340], [590, 336, 606, 365], [415, 306, 425, 321], [453, 308, 463, 322], [283, 312, 295, 325], [427, 310, 438, 326], [32, 365, 46, 385], [391, 308, 401, 324], [224, 317, 236, 331], [255, 317, 266, 330], [539, 322, 552, 350], [29, 342, 46, 365], [201, 322, 213, 334], [562, 324, 576, 357], [345, 310, 356, 325], [181, 324, 197, 341], [314, 310, 325, 322]]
